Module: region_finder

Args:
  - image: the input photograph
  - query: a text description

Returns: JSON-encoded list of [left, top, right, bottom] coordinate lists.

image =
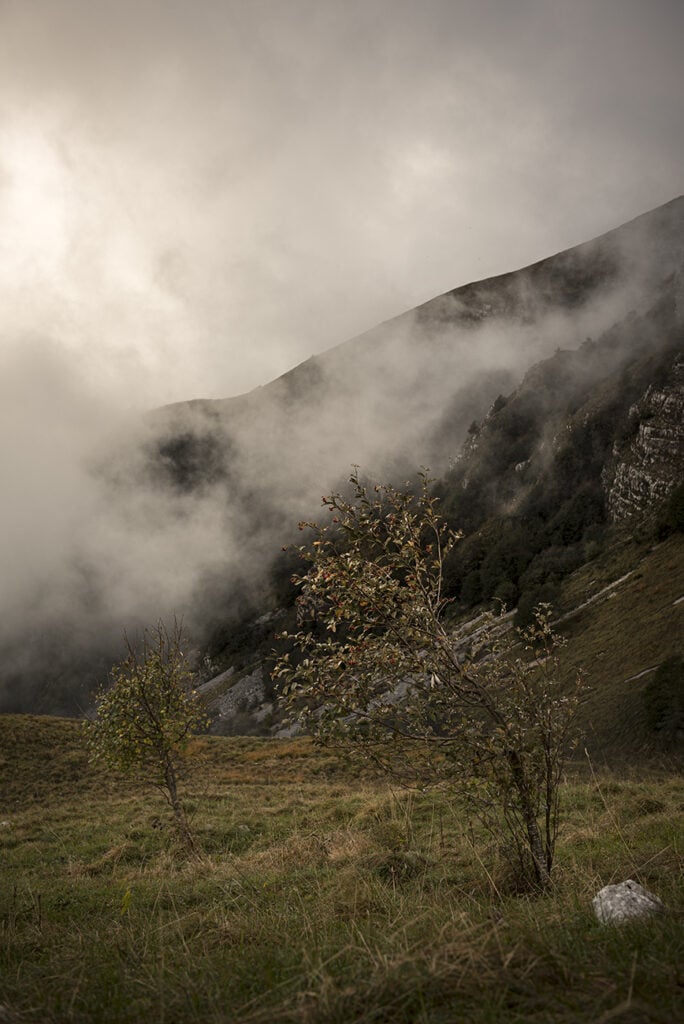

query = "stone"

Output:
[[215, 664, 265, 718], [592, 879, 665, 924], [604, 356, 684, 523]]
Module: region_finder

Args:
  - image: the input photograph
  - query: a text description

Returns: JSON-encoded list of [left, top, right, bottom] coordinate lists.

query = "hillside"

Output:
[[147, 197, 684, 515], [0, 196, 682, 718], [197, 526, 684, 758], [197, 287, 684, 749], [2, 198, 683, 1022]]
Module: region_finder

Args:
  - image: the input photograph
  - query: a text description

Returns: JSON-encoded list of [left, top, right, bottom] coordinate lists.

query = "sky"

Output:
[[0, 0, 682, 410], [0, 0, 682, 710]]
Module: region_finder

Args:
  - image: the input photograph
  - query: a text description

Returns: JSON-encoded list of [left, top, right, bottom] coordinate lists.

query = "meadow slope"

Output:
[[1, 714, 683, 1023]]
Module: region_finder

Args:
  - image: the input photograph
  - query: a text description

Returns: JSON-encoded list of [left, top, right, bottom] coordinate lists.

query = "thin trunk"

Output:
[[508, 750, 551, 889], [164, 760, 195, 854], [544, 753, 558, 875]]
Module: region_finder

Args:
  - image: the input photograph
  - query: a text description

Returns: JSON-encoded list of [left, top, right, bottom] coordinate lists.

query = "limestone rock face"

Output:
[[592, 879, 665, 924], [217, 663, 265, 716], [605, 355, 684, 522]]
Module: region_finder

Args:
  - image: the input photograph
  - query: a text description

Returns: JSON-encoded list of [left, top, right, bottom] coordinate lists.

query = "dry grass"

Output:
[[1, 715, 683, 1023], [557, 533, 684, 759]]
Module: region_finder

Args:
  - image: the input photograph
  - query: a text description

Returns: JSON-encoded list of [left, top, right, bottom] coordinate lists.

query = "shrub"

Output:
[[274, 470, 584, 890], [515, 583, 559, 628], [86, 620, 208, 851]]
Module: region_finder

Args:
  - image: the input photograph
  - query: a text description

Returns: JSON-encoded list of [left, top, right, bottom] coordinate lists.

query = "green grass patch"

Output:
[[1, 716, 683, 1022], [556, 534, 684, 759]]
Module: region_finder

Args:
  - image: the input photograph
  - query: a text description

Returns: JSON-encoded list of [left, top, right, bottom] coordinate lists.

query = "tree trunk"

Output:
[[164, 760, 195, 854], [508, 750, 551, 890], [522, 807, 551, 890]]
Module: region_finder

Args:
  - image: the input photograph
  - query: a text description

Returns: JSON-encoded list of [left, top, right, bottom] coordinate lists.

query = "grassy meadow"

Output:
[[1, 715, 683, 1023]]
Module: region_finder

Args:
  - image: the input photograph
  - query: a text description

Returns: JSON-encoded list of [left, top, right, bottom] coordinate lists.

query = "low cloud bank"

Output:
[[1, 200, 681, 712]]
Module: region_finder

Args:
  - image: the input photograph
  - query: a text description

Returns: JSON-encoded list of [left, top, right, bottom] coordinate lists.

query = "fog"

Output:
[[1, 1, 682, 404], [0, 1, 682, 709], [3, 194, 680, 713]]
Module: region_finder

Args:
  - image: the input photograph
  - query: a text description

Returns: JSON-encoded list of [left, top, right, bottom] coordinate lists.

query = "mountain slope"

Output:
[[150, 196, 684, 505], [197, 242, 684, 747], [196, 319, 683, 749], [1, 197, 682, 717], [142, 197, 684, 618]]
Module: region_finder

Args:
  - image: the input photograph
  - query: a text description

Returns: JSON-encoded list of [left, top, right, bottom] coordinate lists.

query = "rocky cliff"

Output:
[[605, 353, 684, 522]]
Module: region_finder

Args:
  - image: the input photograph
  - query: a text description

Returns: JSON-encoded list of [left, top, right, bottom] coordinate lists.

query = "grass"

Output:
[[1, 716, 683, 1022], [556, 532, 684, 759]]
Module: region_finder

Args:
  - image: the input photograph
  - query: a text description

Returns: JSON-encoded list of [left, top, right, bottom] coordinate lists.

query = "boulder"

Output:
[[592, 879, 665, 924]]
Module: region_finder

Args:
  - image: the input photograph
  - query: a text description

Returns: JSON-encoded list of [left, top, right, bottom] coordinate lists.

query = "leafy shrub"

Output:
[[275, 470, 584, 890], [460, 569, 483, 606], [515, 583, 559, 628], [519, 544, 586, 593], [86, 620, 208, 851], [493, 578, 518, 609], [478, 522, 536, 600], [547, 482, 605, 545]]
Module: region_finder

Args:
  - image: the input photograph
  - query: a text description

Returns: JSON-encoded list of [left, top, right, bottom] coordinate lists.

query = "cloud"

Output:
[[0, 1, 681, 709], [0, 0, 681, 406], [0, 200, 677, 713], [0, 335, 251, 711]]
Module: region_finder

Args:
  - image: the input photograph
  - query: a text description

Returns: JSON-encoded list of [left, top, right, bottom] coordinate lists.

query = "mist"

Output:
[[2, 193, 679, 713], [1, 1, 682, 403], [1, 1, 682, 710]]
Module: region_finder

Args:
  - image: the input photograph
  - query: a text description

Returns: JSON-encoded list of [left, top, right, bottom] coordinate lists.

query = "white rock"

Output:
[[592, 879, 665, 924]]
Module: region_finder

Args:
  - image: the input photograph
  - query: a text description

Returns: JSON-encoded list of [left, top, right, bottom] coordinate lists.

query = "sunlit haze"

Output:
[[1, 0, 682, 408], [1, 0, 683, 714]]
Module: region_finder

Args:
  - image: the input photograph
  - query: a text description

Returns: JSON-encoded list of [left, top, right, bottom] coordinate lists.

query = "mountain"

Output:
[[148, 196, 684, 517], [1, 197, 682, 722], [147, 198, 683, 749], [198, 262, 684, 750]]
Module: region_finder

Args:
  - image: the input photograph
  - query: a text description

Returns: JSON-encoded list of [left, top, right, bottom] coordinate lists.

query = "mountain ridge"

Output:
[[2, 196, 682, 720], [156, 193, 684, 416], [142, 196, 684, 569]]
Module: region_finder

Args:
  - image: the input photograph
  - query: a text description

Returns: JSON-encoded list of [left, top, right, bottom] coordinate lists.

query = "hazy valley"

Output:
[[1, 197, 683, 1024], [1, 196, 683, 733]]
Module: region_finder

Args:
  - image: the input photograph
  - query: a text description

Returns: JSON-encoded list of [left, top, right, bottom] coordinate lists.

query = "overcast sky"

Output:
[[0, 0, 682, 409]]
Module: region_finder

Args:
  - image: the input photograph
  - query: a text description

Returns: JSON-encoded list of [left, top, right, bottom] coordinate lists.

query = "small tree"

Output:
[[86, 619, 207, 852], [273, 470, 584, 890]]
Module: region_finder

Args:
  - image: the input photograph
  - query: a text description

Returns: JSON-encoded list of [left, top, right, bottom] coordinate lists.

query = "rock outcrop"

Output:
[[605, 354, 684, 522], [199, 663, 268, 733]]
